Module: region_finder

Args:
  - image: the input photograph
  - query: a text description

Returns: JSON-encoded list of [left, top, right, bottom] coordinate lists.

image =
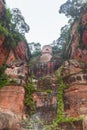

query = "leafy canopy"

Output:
[[11, 8, 30, 35], [0, 5, 30, 48], [59, 0, 87, 19]]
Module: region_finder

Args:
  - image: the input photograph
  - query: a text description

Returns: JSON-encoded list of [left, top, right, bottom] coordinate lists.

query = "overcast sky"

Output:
[[6, 0, 68, 46]]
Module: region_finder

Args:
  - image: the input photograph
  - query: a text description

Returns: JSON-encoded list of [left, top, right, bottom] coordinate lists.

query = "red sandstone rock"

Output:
[[15, 41, 30, 61], [82, 30, 87, 45], [71, 33, 79, 58], [5, 61, 29, 85], [0, 44, 9, 67], [64, 84, 87, 117], [61, 60, 83, 77], [62, 60, 87, 118], [83, 116, 87, 130], [33, 92, 57, 109], [0, 85, 25, 117], [0, 35, 5, 46], [74, 48, 87, 62], [6, 50, 16, 65]]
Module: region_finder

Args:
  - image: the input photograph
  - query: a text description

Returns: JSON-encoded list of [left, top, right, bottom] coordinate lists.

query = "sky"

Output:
[[6, 0, 68, 46]]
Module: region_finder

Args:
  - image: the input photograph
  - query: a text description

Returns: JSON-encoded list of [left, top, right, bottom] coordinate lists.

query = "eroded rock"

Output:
[[0, 85, 25, 117]]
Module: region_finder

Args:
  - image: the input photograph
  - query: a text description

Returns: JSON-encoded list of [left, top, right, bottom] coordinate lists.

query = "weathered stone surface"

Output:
[[5, 61, 29, 85], [0, 35, 5, 46], [71, 33, 79, 58], [37, 76, 58, 91], [0, 44, 9, 67], [74, 48, 87, 62], [6, 50, 16, 65], [71, 20, 79, 36], [64, 84, 87, 117], [59, 121, 83, 130], [83, 116, 87, 130], [82, 30, 87, 45], [0, 112, 21, 130], [15, 41, 30, 61], [66, 12, 87, 63], [61, 60, 87, 118], [40, 53, 52, 62], [61, 59, 85, 77], [33, 92, 57, 122], [40, 45, 52, 62], [0, 35, 9, 66], [42, 45, 52, 55], [0, 85, 25, 117], [33, 92, 57, 109]]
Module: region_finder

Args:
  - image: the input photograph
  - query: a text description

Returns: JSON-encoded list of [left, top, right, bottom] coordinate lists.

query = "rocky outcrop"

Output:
[[5, 61, 29, 85], [59, 121, 83, 130], [0, 112, 21, 130], [31, 75, 58, 123], [0, 85, 25, 117], [0, 35, 9, 67], [59, 60, 87, 118], [83, 116, 87, 130], [0, 40, 30, 67], [33, 92, 57, 109], [15, 41, 30, 61], [0, 85, 25, 130], [0, 38, 30, 130], [67, 12, 87, 63]]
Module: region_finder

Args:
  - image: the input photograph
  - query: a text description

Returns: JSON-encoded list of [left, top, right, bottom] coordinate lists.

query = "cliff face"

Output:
[[58, 11, 87, 130], [1, 2, 87, 130], [67, 12, 87, 62], [0, 40, 30, 130], [0, 35, 9, 66]]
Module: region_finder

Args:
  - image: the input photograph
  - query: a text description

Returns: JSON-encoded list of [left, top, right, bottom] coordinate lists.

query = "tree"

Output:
[[59, 0, 87, 19], [11, 8, 30, 35], [28, 42, 41, 57]]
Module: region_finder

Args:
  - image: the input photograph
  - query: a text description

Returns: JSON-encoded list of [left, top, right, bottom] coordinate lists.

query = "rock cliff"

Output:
[[1, 1, 87, 130], [0, 1, 30, 129]]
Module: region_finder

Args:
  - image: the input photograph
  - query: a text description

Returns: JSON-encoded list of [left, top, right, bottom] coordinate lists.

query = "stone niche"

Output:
[[40, 45, 52, 63]]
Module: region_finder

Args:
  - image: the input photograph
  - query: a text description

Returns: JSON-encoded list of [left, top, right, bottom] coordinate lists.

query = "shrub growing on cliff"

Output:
[[25, 76, 37, 115]]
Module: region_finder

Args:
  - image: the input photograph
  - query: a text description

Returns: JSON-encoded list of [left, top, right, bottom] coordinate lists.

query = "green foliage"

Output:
[[28, 42, 41, 57], [11, 8, 30, 35], [57, 76, 66, 119], [25, 76, 37, 115], [56, 0, 87, 61], [0, 5, 29, 49], [0, 24, 8, 36], [44, 72, 83, 130], [59, 0, 87, 19], [0, 65, 8, 88]]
